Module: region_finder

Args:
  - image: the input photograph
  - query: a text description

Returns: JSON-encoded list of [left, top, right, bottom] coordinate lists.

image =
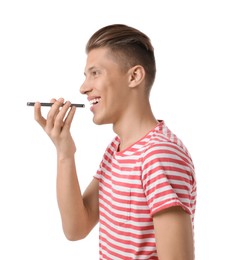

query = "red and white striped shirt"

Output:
[[95, 121, 196, 260]]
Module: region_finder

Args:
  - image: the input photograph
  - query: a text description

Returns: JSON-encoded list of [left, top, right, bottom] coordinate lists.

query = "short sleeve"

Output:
[[141, 143, 195, 217]]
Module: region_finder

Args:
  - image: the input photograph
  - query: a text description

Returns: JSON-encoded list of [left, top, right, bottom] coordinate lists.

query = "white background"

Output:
[[0, 0, 232, 259]]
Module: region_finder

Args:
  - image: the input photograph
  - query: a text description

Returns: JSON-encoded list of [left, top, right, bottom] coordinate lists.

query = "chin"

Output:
[[92, 116, 104, 125], [92, 115, 112, 126], [93, 120, 103, 125]]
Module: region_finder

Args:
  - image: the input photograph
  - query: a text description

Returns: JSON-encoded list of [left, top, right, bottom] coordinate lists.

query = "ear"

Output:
[[128, 65, 146, 88]]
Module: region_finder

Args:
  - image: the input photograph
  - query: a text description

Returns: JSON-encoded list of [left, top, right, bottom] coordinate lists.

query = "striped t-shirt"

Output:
[[95, 120, 196, 260]]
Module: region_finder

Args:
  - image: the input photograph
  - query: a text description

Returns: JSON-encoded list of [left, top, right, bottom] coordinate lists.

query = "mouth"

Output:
[[90, 97, 101, 105], [89, 97, 101, 108]]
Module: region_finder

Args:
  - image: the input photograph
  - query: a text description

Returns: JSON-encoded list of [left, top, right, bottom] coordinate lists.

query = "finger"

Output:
[[53, 101, 73, 129], [49, 98, 61, 124], [46, 98, 64, 130], [63, 105, 76, 131], [34, 102, 46, 128], [50, 98, 57, 103]]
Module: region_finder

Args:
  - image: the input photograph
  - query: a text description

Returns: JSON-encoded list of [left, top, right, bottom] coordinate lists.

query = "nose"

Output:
[[80, 80, 92, 95]]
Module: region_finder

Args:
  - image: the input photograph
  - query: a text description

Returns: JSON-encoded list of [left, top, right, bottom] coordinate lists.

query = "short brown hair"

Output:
[[86, 24, 156, 93]]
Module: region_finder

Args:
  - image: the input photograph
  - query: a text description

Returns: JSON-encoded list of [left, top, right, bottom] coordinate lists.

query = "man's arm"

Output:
[[153, 206, 194, 260], [34, 98, 99, 241], [57, 162, 99, 240]]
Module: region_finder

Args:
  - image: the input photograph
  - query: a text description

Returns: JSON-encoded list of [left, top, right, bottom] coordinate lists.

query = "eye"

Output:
[[91, 70, 100, 77]]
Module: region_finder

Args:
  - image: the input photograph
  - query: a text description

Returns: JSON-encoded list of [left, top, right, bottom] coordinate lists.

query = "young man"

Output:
[[34, 24, 196, 259]]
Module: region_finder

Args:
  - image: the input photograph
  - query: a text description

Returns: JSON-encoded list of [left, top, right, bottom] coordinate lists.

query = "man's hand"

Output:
[[34, 97, 77, 159]]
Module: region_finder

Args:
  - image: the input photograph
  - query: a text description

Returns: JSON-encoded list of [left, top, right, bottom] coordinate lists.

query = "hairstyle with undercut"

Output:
[[86, 24, 156, 94]]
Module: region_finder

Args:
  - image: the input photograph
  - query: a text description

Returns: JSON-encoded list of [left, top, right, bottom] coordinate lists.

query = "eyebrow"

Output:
[[84, 66, 98, 76]]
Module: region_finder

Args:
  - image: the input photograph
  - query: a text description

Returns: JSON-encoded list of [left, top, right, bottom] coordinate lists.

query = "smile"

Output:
[[90, 97, 101, 105]]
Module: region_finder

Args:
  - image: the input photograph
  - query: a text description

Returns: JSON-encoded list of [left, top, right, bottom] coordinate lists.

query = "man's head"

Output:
[[85, 24, 156, 94], [80, 24, 156, 126]]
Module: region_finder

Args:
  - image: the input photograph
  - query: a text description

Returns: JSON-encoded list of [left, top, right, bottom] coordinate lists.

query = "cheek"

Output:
[[114, 84, 129, 103], [101, 75, 129, 106]]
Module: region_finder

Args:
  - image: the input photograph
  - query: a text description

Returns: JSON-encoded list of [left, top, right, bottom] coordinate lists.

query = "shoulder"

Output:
[[142, 121, 194, 167], [141, 138, 194, 176]]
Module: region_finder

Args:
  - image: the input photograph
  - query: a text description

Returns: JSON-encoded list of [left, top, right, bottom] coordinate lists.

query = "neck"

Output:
[[113, 100, 158, 152]]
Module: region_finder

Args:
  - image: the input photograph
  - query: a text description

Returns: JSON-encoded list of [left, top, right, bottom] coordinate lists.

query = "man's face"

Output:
[[80, 47, 131, 125]]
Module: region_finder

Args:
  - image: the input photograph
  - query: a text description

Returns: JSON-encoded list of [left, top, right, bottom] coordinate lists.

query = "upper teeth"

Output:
[[90, 98, 101, 105]]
